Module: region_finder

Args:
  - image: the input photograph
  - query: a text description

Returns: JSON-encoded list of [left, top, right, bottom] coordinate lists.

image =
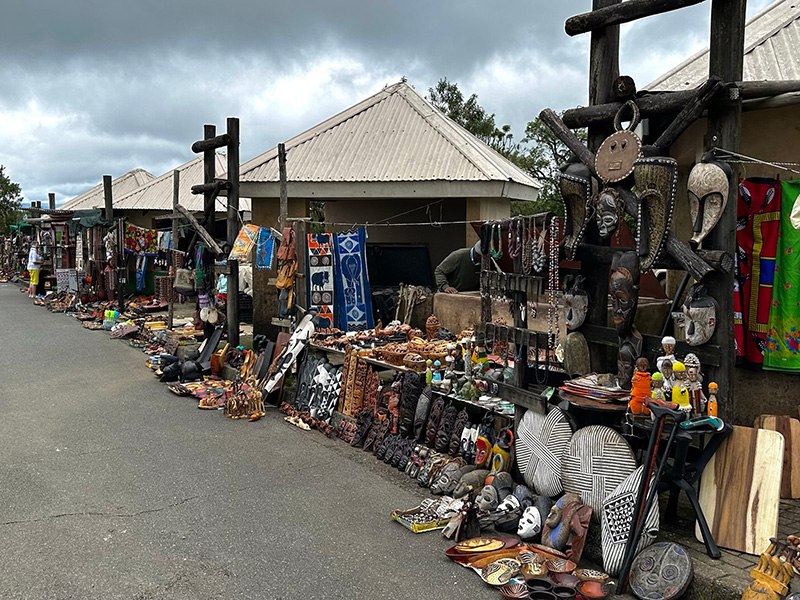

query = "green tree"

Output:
[[427, 79, 585, 217], [0, 165, 23, 234]]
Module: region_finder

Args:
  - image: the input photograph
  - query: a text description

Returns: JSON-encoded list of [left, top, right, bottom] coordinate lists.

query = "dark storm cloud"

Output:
[[0, 0, 775, 204]]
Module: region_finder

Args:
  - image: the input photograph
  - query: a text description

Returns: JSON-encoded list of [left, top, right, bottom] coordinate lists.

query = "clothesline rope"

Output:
[[713, 147, 800, 175]]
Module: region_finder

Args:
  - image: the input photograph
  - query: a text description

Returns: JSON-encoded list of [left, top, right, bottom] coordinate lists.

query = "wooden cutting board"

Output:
[[754, 415, 800, 499], [696, 425, 784, 555]]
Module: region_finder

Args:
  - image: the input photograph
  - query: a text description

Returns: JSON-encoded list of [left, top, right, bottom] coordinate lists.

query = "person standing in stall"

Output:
[[434, 241, 482, 294], [26, 243, 41, 298]]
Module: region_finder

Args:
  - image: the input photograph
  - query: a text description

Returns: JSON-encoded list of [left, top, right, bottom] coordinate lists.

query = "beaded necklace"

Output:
[[508, 219, 522, 259], [521, 217, 533, 275], [490, 223, 503, 260]]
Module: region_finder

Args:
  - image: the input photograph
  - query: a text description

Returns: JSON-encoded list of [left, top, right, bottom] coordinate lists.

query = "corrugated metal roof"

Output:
[[59, 169, 155, 211], [112, 153, 250, 212], [237, 81, 540, 190], [648, 0, 800, 90]]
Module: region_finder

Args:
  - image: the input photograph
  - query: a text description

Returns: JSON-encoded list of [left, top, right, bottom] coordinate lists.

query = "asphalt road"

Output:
[[0, 283, 492, 600]]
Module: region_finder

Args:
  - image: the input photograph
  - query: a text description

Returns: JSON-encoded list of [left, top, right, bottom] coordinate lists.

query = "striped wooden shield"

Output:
[[754, 415, 800, 499], [561, 425, 637, 518], [515, 407, 573, 497], [601, 465, 659, 577]]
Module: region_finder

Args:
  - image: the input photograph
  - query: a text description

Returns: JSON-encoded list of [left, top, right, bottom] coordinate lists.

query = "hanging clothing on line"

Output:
[[135, 255, 148, 291], [765, 179, 800, 372], [734, 178, 781, 369]]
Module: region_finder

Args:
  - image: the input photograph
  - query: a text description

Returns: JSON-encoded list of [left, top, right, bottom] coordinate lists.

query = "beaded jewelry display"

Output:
[[547, 217, 561, 351]]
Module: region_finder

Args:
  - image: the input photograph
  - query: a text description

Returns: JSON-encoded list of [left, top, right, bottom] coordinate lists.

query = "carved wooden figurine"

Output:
[[671, 362, 691, 414], [629, 357, 652, 416]]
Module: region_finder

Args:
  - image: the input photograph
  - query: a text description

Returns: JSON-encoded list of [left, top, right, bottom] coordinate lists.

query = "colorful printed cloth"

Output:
[[765, 179, 800, 372], [307, 233, 336, 331], [124, 224, 159, 256], [255, 228, 275, 271], [734, 178, 781, 368], [229, 224, 260, 261], [333, 228, 374, 332]]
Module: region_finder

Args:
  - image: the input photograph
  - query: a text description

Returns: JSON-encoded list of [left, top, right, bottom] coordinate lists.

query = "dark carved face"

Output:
[[618, 343, 636, 391], [610, 271, 636, 337], [595, 189, 620, 239]]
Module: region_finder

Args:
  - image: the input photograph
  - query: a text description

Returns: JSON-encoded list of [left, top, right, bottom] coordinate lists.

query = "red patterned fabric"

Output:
[[734, 178, 781, 368]]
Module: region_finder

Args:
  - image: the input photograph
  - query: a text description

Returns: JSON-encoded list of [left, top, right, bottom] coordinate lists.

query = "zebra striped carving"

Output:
[[515, 407, 574, 497], [561, 425, 637, 517]]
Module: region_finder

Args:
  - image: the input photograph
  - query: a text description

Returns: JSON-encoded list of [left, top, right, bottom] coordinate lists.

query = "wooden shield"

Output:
[[634, 156, 677, 272], [559, 163, 593, 260]]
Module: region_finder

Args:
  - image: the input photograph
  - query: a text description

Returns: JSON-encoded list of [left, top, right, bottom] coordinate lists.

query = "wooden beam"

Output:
[[102, 175, 113, 222], [278, 142, 288, 229], [226, 116, 241, 347], [566, 0, 705, 36], [739, 80, 800, 98], [653, 76, 722, 153], [191, 181, 231, 195], [704, 0, 746, 421], [174, 204, 223, 255], [191, 133, 231, 153], [48, 193, 56, 210], [581, 324, 721, 367], [539, 109, 599, 178], [564, 90, 697, 129], [575, 243, 733, 273]]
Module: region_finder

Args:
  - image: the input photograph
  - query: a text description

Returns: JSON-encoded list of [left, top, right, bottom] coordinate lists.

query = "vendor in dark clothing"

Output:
[[434, 241, 482, 294]]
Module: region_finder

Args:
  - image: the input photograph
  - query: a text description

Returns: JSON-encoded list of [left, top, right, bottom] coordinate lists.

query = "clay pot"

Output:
[[529, 592, 557, 600], [527, 578, 554, 593], [550, 573, 581, 588], [578, 581, 611, 599], [552, 585, 576, 599]]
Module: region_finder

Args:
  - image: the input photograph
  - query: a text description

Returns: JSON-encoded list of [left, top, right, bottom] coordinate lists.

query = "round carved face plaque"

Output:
[[595, 130, 642, 183]]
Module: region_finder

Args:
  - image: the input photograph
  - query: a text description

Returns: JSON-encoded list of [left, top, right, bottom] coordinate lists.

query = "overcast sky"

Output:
[[0, 0, 773, 206]]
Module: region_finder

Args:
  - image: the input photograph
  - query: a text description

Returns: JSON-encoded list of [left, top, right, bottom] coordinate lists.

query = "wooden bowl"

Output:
[[546, 558, 577, 574], [499, 582, 529, 599]]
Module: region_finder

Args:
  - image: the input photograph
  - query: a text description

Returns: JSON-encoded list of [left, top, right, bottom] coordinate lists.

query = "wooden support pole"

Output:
[[202, 124, 216, 234], [566, 0, 705, 36], [226, 116, 240, 347], [296, 219, 307, 313], [705, 0, 745, 421], [652, 76, 722, 153], [102, 175, 113, 222], [278, 143, 288, 230], [168, 169, 179, 330], [738, 80, 800, 98], [539, 109, 599, 178], [48, 193, 55, 210], [584, 0, 621, 374]]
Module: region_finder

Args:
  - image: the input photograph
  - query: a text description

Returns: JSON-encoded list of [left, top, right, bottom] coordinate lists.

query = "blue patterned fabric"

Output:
[[333, 228, 373, 331], [255, 227, 275, 271]]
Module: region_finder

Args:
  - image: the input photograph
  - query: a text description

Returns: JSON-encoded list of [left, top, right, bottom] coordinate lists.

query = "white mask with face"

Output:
[[517, 505, 543, 540]]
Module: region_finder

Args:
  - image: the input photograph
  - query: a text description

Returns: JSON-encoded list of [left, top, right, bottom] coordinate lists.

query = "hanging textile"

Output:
[[765, 179, 800, 372], [333, 228, 374, 331], [76, 231, 85, 270], [307, 233, 336, 331], [255, 228, 275, 270], [135, 255, 148, 291], [124, 224, 158, 256], [229, 224, 260, 261], [734, 178, 781, 368]]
